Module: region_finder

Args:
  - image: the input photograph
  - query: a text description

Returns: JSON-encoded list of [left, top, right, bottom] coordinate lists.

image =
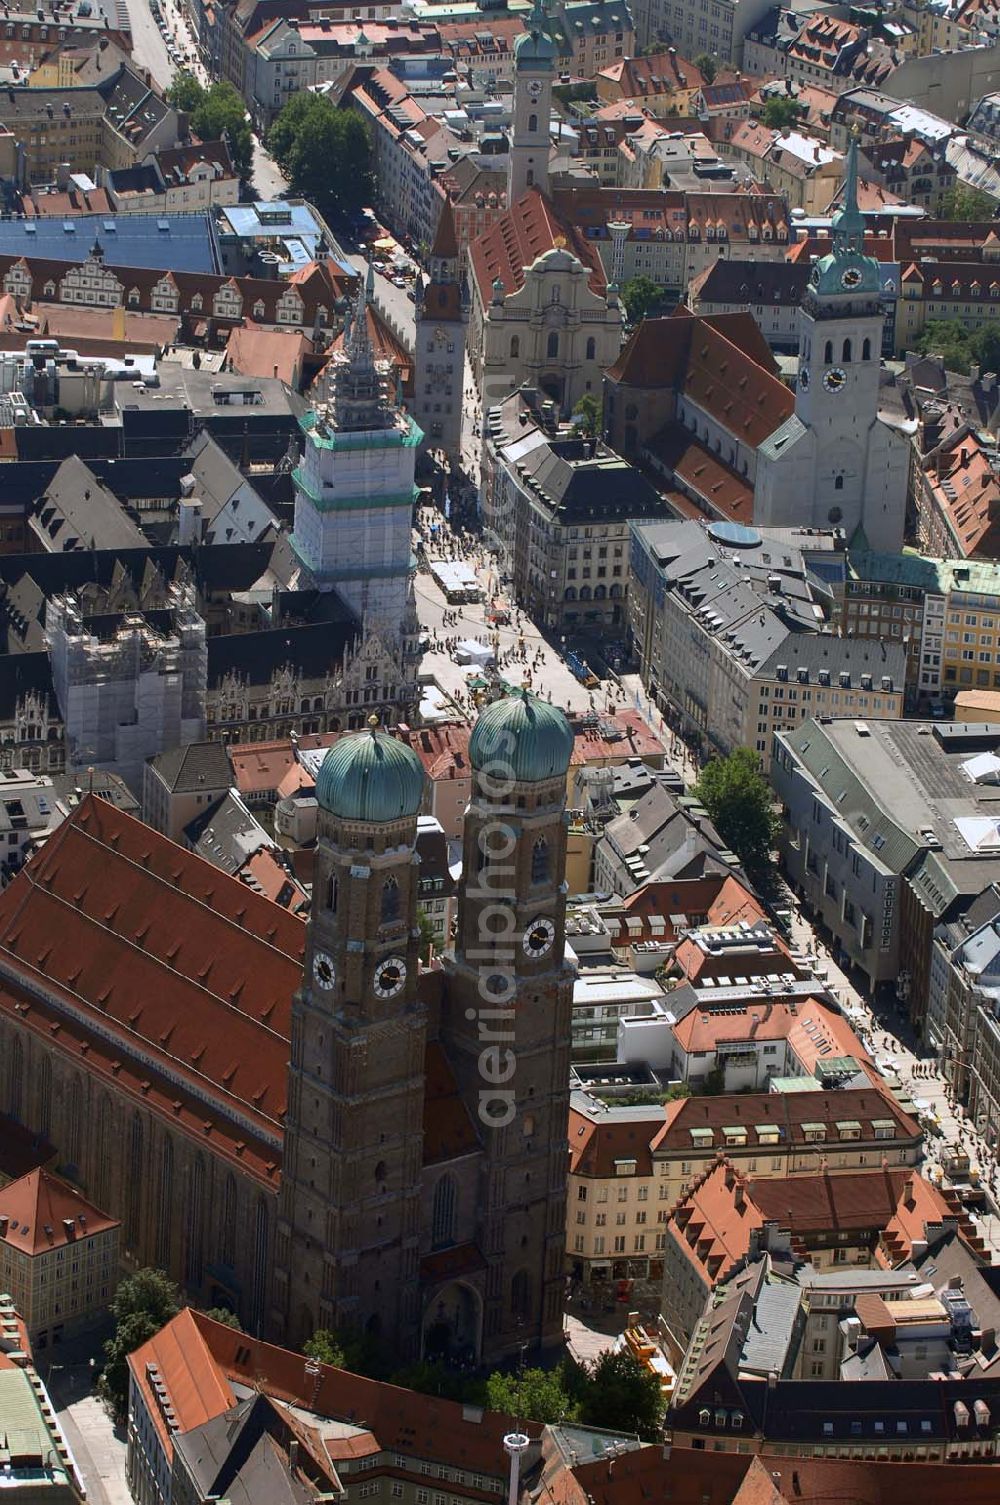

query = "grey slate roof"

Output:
[[30, 454, 148, 553], [173, 1394, 313, 1505], [147, 741, 233, 795], [781, 717, 1000, 911]]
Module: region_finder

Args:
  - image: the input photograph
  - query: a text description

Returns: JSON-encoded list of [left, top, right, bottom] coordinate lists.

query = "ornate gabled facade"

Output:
[[0, 245, 352, 344], [0, 689, 576, 1366]]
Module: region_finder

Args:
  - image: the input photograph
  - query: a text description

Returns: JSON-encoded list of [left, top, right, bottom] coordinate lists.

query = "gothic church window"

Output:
[[6, 1035, 22, 1121], [511, 1269, 531, 1321], [824, 340, 833, 365], [842, 338, 852, 362], [586, 337, 596, 360], [531, 838, 550, 884], [381, 877, 401, 923], [528, 113, 538, 132], [328, 874, 338, 913], [510, 335, 520, 358], [547, 333, 559, 359], [431, 1173, 457, 1247], [862, 337, 872, 360]]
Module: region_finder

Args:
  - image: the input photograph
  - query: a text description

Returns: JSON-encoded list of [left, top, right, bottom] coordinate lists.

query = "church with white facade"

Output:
[[753, 140, 910, 553]]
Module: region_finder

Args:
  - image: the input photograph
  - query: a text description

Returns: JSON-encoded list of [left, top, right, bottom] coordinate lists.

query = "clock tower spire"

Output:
[[754, 135, 908, 551], [508, 0, 556, 202]]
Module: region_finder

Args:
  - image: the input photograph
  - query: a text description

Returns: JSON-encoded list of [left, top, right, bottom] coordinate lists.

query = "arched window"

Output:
[[862, 337, 872, 360], [374, 1159, 387, 1186], [221, 1174, 238, 1267], [842, 337, 852, 362], [610, 583, 622, 598], [36, 1054, 51, 1140], [156, 1137, 174, 1268], [824, 339, 833, 365], [327, 873, 338, 913], [186, 1153, 205, 1287], [547, 332, 558, 359], [511, 1269, 531, 1322], [528, 113, 538, 132], [510, 334, 520, 359], [65, 1076, 83, 1168], [835, 475, 844, 491], [431, 1173, 457, 1247], [250, 1198, 269, 1334], [381, 876, 400, 924], [564, 587, 577, 601], [580, 586, 592, 601], [594, 584, 607, 600], [6, 1035, 22, 1121], [531, 838, 550, 884], [526, 169, 534, 187], [94, 1095, 113, 1207], [586, 336, 596, 360], [126, 1112, 143, 1246]]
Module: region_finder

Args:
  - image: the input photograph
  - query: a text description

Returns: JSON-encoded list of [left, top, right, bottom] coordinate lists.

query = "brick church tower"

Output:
[[440, 691, 575, 1358], [272, 691, 575, 1362], [271, 722, 428, 1352]]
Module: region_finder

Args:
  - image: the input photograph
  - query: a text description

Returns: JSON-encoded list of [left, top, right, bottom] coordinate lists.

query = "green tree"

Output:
[[267, 94, 372, 216], [303, 1325, 392, 1378], [972, 322, 1000, 373], [485, 1365, 576, 1424], [391, 1361, 486, 1402], [203, 1306, 242, 1329], [761, 96, 803, 129], [166, 70, 205, 113], [416, 906, 437, 963], [693, 748, 779, 878], [188, 81, 253, 180], [578, 1349, 664, 1440], [914, 317, 973, 373], [100, 1268, 180, 1419], [572, 393, 601, 435], [939, 184, 996, 222], [303, 1329, 347, 1368], [693, 51, 718, 83], [621, 274, 664, 326]]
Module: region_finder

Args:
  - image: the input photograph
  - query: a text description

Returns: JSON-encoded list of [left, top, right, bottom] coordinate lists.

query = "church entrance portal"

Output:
[[422, 1282, 483, 1365]]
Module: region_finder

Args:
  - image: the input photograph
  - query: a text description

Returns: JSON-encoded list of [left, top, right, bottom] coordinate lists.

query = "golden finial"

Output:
[[367, 712, 380, 730], [553, 235, 567, 249]]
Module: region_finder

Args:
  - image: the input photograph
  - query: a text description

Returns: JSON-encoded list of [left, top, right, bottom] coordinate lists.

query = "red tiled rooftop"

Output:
[[0, 1168, 118, 1255]]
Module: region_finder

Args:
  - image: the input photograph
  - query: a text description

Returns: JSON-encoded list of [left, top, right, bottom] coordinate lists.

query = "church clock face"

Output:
[[313, 951, 337, 991], [823, 367, 847, 393], [523, 917, 556, 959], [840, 266, 863, 290], [374, 956, 407, 998], [527, 80, 542, 100]]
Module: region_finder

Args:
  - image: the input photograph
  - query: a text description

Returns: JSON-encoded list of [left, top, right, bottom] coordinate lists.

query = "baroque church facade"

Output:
[[0, 691, 575, 1364]]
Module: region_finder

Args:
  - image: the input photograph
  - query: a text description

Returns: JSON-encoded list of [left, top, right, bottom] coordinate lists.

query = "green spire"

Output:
[[831, 135, 864, 259]]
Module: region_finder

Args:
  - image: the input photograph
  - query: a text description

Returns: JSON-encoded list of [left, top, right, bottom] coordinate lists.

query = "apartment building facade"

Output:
[[567, 1086, 922, 1287]]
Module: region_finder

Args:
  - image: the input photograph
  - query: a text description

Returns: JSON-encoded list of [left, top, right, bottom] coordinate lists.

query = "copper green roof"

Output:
[[316, 729, 425, 822], [469, 690, 574, 782]]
